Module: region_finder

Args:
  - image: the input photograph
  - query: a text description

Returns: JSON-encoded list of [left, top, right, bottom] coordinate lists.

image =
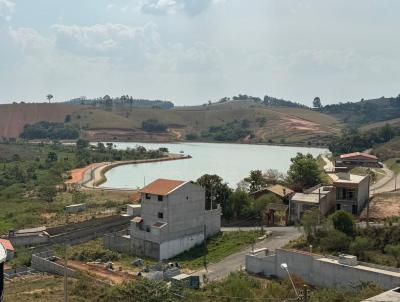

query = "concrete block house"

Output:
[[127, 179, 221, 260]]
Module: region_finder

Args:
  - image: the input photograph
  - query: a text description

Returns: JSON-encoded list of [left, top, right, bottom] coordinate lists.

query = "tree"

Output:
[[141, 119, 167, 132], [384, 244, 400, 267], [38, 186, 57, 202], [197, 174, 231, 212], [264, 169, 285, 184], [300, 209, 321, 243], [76, 139, 90, 150], [253, 193, 281, 216], [313, 97, 322, 108], [330, 210, 355, 237], [46, 94, 53, 103], [46, 151, 58, 163], [287, 153, 322, 191], [379, 124, 395, 142], [350, 236, 372, 259], [226, 189, 254, 219], [108, 278, 174, 302], [319, 229, 350, 252], [244, 170, 267, 193]]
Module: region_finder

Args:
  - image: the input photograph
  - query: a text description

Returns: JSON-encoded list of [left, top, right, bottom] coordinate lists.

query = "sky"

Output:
[[0, 0, 400, 106]]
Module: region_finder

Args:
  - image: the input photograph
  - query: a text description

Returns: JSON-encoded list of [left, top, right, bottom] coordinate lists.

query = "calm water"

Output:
[[100, 142, 326, 189]]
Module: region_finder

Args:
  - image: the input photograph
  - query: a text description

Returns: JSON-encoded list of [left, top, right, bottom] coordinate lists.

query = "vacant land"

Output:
[[171, 230, 265, 269], [0, 103, 80, 138], [0, 101, 341, 145], [360, 192, 400, 221], [373, 137, 400, 160], [4, 275, 66, 302]]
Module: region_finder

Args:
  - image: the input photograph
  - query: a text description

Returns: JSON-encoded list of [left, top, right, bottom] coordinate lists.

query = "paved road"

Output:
[[370, 166, 399, 195], [321, 154, 334, 172], [192, 226, 300, 281], [321, 154, 397, 195]]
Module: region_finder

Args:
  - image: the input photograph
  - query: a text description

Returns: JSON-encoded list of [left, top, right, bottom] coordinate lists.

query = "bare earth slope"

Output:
[[0, 103, 81, 138]]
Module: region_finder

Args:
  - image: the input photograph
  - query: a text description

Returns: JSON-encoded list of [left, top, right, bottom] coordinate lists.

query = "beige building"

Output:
[[332, 172, 370, 215], [289, 185, 335, 223]]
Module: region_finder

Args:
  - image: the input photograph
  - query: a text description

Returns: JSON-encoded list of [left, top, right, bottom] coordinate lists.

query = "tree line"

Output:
[[197, 152, 322, 221], [328, 123, 397, 155], [20, 121, 79, 140], [66, 95, 174, 110]]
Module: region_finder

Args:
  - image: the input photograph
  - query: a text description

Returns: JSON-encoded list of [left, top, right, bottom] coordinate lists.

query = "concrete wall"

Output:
[[246, 249, 400, 290], [104, 233, 132, 254], [159, 232, 204, 260], [127, 204, 141, 217], [357, 177, 370, 213], [205, 206, 221, 237], [31, 251, 75, 277], [7, 234, 49, 247]]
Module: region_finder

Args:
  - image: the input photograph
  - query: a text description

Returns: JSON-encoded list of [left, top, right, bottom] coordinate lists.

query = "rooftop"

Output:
[[362, 288, 400, 302], [291, 192, 322, 204], [139, 178, 187, 196], [267, 184, 294, 198], [331, 173, 368, 184], [340, 152, 378, 160], [0, 239, 14, 251], [291, 186, 332, 204]]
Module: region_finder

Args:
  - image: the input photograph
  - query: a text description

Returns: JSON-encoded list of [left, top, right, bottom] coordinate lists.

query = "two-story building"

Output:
[[332, 172, 370, 215], [129, 179, 221, 260]]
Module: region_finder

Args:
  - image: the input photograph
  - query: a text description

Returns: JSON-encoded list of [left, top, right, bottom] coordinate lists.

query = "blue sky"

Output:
[[0, 0, 399, 106]]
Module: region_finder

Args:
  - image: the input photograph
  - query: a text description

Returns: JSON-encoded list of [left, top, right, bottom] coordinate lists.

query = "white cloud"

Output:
[[140, 0, 212, 16], [51, 23, 161, 58], [9, 27, 51, 53], [0, 0, 15, 23]]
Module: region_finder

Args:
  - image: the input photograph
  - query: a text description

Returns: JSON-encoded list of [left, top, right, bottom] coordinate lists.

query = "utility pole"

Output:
[[203, 224, 207, 271], [64, 212, 69, 302]]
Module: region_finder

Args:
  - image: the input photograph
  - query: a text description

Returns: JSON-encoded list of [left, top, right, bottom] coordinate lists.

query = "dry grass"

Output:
[[0, 103, 80, 138], [1, 101, 342, 144]]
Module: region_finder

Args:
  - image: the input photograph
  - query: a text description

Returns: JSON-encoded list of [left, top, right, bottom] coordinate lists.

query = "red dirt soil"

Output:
[[0, 103, 81, 138], [67, 260, 137, 284]]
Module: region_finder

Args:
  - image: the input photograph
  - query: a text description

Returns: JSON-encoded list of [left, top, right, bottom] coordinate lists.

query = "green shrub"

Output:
[[319, 230, 350, 252], [330, 210, 355, 236], [141, 119, 167, 132]]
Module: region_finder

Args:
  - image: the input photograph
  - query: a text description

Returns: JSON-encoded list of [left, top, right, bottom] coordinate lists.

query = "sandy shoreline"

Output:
[[66, 153, 191, 190]]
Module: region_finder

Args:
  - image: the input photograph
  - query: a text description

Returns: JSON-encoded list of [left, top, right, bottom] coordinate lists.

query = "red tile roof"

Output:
[[139, 179, 186, 196], [340, 152, 378, 160], [0, 239, 14, 251]]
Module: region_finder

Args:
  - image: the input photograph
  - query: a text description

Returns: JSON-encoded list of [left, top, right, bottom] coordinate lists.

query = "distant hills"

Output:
[[1, 94, 400, 145], [320, 95, 400, 128]]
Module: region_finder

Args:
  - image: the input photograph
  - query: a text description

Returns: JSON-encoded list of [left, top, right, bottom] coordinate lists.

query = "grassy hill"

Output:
[[372, 136, 400, 160], [0, 101, 342, 145], [72, 100, 341, 145], [322, 96, 400, 128], [0, 103, 80, 139]]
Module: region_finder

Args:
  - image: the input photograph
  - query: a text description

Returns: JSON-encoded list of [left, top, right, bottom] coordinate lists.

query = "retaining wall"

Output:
[[246, 249, 400, 290], [31, 251, 75, 277]]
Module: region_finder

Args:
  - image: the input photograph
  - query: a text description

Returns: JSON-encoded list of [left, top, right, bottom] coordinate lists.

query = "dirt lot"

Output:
[[360, 192, 400, 220], [67, 260, 137, 284]]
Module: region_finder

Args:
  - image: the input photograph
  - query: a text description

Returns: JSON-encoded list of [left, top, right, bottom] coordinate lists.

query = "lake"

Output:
[[100, 142, 327, 189]]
